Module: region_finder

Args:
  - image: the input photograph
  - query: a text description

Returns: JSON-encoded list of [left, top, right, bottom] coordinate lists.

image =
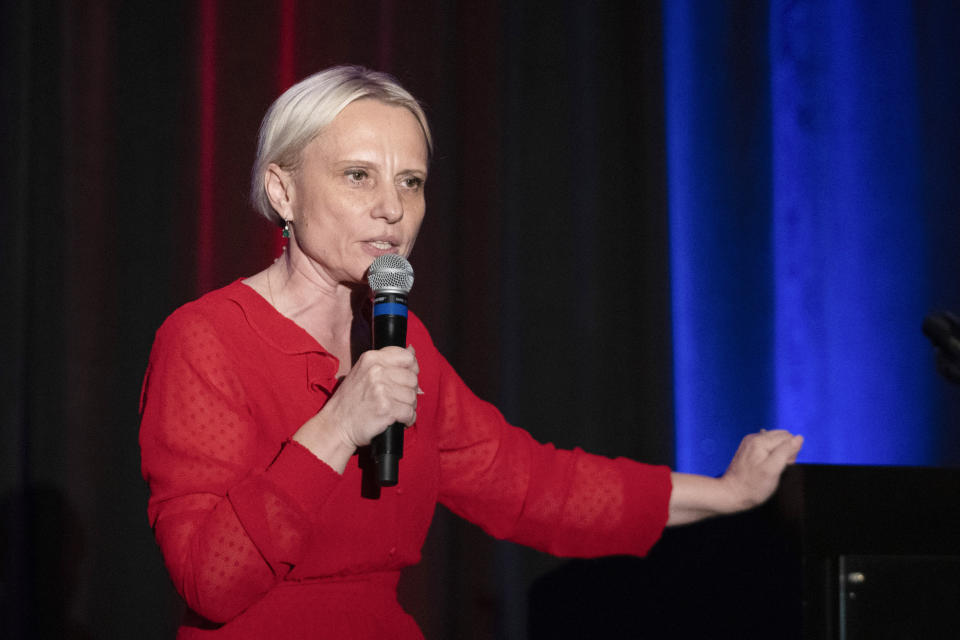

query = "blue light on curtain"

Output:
[[770, 1, 931, 464], [665, 2, 774, 474], [666, 0, 958, 473]]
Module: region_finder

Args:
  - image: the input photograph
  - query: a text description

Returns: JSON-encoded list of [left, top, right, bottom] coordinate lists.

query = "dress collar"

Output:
[[223, 279, 339, 359]]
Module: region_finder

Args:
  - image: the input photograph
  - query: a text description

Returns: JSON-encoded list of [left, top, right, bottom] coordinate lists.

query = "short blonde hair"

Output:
[[250, 65, 433, 225]]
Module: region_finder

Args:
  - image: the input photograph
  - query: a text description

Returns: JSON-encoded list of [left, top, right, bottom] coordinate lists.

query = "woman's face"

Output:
[[273, 98, 429, 287]]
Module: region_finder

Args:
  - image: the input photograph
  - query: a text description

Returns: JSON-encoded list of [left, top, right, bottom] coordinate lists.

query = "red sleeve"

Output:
[[138, 309, 340, 623], [432, 353, 672, 558]]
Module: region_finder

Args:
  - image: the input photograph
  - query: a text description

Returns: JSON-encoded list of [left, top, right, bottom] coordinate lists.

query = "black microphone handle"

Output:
[[371, 301, 407, 486], [371, 422, 404, 487]]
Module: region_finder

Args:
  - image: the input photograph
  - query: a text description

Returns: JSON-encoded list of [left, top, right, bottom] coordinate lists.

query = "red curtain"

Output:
[[4, 2, 672, 637]]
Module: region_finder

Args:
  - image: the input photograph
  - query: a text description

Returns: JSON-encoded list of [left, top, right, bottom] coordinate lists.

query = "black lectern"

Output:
[[529, 464, 960, 640], [771, 464, 960, 639]]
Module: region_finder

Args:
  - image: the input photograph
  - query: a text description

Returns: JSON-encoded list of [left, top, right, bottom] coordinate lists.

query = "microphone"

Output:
[[922, 312, 960, 384], [367, 254, 415, 486]]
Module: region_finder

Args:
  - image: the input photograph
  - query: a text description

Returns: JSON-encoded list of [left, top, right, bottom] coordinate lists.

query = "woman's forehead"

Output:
[[310, 100, 429, 164]]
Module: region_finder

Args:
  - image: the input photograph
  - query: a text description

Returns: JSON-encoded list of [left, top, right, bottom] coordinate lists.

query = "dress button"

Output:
[[389, 546, 397, 555]]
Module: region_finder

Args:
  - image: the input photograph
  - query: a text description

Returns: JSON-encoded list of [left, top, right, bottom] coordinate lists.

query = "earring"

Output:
[[282, 220, 291, 238]]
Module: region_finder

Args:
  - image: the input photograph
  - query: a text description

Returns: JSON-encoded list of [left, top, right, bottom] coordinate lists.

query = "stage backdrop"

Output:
[[666, 0, 960, 474], [2, 1, 958, 639]]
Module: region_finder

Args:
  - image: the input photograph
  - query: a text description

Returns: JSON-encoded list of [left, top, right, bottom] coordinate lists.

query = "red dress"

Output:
[[139, 280, 672, 638]]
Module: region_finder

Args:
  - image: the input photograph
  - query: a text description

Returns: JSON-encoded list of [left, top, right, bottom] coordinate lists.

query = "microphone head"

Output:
[[367, 254, 414, 294]]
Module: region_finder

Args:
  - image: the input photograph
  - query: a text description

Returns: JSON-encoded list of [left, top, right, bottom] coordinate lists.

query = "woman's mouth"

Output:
[[365, 240, 401, 256]]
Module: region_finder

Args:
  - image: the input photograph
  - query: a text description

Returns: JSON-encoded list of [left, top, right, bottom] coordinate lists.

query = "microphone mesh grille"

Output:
[[367, 254, 414, 293]]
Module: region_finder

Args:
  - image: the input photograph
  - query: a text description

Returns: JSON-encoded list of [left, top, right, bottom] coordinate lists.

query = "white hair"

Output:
[[250, 65, 433, 225]]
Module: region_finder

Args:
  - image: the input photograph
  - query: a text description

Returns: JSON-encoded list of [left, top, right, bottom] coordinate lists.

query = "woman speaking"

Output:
[[139, 65, 803, 638]]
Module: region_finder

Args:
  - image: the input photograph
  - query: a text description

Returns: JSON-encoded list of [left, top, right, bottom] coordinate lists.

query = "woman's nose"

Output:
[[374, 182, 404, 223]]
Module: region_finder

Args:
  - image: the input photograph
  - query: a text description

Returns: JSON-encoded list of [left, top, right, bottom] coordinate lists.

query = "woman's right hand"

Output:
[[292, 346, 420, 473]]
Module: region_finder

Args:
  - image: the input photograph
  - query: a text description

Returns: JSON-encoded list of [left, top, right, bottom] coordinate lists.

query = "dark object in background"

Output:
[[528, 507, 800, 640], [529, 464, 960, 640], [923, 311, 960, 384]]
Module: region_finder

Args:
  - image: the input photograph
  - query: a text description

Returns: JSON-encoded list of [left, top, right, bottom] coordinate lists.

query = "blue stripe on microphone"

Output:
[[373, 302, 408, 317]]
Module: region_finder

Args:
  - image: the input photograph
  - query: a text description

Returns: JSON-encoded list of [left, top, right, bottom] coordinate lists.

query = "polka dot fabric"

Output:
[[139, 280, 672, 638]]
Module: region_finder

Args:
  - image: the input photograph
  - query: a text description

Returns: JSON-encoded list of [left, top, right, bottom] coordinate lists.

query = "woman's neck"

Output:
[[249, 248, 371, 373]]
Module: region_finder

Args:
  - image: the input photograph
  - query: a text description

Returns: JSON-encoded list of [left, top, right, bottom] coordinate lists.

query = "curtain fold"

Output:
[[666, 0, 960, 474], [665, 1, 775, 474]]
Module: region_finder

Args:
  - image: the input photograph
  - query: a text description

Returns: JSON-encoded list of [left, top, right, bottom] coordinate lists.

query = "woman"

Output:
[[139, 65, 803, 638]]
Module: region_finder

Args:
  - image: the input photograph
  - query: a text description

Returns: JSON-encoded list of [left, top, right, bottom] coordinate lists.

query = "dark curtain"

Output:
[[2, 1, 670, 638], [7, 1, 959, 638]]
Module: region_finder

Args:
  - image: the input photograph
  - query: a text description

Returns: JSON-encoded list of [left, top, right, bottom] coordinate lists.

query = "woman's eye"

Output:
[[346, 169, 368, 182], [402, 176, 424, 190]]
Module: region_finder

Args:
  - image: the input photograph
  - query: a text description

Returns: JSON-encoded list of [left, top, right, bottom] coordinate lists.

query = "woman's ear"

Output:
[[264, 164, 294, 221]]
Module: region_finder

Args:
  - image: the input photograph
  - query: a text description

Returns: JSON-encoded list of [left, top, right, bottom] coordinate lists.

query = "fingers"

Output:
[[375, 345, 420, 373], [773, 433, 804, 465], [364, 349, 420, 411], [749, 429, 803, 473], [754, 429, 794, 444], [376, 360, 419, 391], [744, 429, 803, 477], [362, 350, 418, 405], [749, 429, 800, 455], [720, 428, 804, 510], [382, 373, 419, 425], [753, 429, 802, 453], [328, 346, 421, 446], [731, 430, 791, 467]]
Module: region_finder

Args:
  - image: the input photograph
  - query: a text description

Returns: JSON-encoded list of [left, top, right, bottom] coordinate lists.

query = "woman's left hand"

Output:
[[718, 429, 804, 511], [667, 429, 803, 526]]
